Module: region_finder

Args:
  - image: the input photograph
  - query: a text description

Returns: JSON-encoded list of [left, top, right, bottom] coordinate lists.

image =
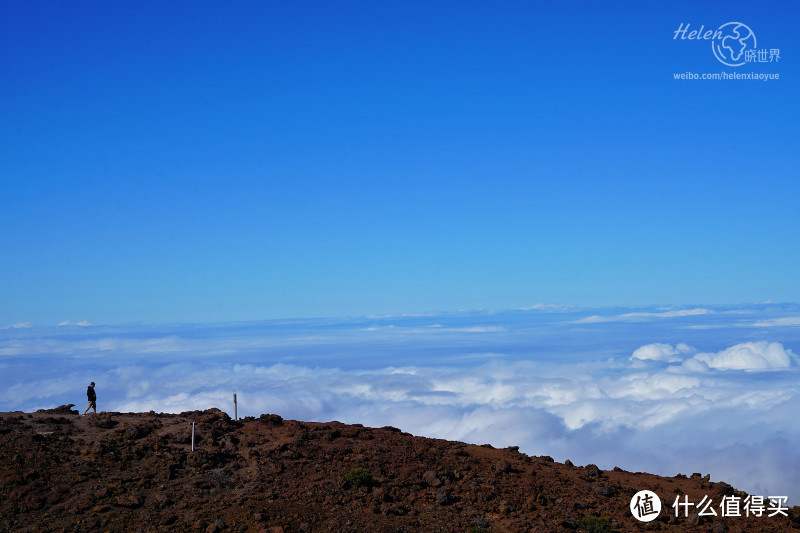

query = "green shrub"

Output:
[[467, 527, 491, 533], [344, 467, 373, 487], [577, 515, 612, 533]]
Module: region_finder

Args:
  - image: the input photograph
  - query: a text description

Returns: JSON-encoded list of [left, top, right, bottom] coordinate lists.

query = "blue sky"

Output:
[[2, 1, 798, 325]]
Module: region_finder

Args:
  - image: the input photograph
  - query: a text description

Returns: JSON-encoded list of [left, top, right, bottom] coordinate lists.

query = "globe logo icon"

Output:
[[712, 22, 756, 66]]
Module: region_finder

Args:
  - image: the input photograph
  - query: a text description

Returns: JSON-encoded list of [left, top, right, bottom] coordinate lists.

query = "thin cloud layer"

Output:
[[750, 317, 800, 327], [0, 322, 34, 329], [58, 320, 93, 327], [2, 304, 800, 502], [575, 307, 713, 323]]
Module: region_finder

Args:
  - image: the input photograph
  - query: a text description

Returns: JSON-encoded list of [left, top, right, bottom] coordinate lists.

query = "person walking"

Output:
[[83, 382, 97, 414]]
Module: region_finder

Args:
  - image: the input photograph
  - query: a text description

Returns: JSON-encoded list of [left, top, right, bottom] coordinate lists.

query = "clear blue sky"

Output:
[[1, 1, 798, 325]]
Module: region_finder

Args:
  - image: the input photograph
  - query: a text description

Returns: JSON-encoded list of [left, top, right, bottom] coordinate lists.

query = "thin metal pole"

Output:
[[234, 393, 238, 421], [191, 422, 195, 452]]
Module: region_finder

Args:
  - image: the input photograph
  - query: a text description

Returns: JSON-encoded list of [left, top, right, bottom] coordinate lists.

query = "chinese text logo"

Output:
[[630, 490, 661, 522], [673, 494, 789, 518]]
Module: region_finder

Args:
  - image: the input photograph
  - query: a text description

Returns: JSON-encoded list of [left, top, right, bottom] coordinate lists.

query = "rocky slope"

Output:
[[1, 406, 798, 532]]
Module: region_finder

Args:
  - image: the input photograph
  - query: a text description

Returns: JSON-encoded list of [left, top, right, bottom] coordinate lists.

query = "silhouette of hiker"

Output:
[[83, 382, 97, 414]]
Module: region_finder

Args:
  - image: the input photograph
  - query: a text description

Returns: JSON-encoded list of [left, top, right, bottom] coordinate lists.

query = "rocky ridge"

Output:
[[1, 406, 798, 532]]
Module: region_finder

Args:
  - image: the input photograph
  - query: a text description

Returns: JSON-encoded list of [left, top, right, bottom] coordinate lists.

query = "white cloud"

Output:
[[678, 357, 709, 373], [0, 335, 199, 357], [631, 342, 695, 362], [632, 341, 798, 372], [518, 303, 572, 311], [1, 322, 34, 329], [58, 320, 93, 327], [693, 341, 797, 371], [622, 308, 712, 318], [574, 315, 608, 323], [366, 312, 438, 318], [575, 308, 713, 323], [361, 325, 505, 334], [449, 326, 505, 333], [750, 317, 800, 327]]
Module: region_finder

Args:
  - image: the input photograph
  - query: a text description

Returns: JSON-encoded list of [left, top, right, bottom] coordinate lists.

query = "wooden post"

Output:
[[191, 422, 195, 452], [233, 393, 238, 421]]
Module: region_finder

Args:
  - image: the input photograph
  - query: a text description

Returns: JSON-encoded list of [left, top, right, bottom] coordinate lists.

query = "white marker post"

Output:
[[191, 422, 195, 452], [234, 393, 238, 421]]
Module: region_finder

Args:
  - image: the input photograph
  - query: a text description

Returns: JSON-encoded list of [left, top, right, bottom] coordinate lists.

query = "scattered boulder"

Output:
[[258, 414, 284, 426], [592, 484, 616, 497], [711, 523, 728, 533], [435, 486, 453, 505], [715, 482, 735, 496], [88, 412, 117, 429], [495, 459, 511, 473], [473, 515, 489, 528], [583, 464, 603, 478], [121, 419, 160, 440], [90, 441, 110, 455], [36, 404, 78, 415], [36, 416, 71, 425], [115, 492, 143, 508], [422, 470, 442, 487]]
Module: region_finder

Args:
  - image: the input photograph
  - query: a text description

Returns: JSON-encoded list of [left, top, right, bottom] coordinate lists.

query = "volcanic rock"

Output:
[[0, 408, 798, 532]]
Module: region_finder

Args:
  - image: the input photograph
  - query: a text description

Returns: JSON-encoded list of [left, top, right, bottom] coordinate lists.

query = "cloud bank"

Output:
[[694, 341, 796, 371], [3, 303, 800, 502], [632, 340, 798, 371]]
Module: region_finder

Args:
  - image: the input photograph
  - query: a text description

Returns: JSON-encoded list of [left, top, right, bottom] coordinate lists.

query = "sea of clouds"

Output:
[[3, 303, 800, 503]]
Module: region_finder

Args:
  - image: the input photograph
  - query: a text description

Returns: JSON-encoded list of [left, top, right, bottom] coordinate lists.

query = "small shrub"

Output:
[[467, 527, 491, 533], [344, 467, 373, 488], [578, 515, 612, 533]]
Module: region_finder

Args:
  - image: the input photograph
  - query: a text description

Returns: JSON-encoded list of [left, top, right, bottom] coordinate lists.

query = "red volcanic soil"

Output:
[[1, 406, 798, 532]]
